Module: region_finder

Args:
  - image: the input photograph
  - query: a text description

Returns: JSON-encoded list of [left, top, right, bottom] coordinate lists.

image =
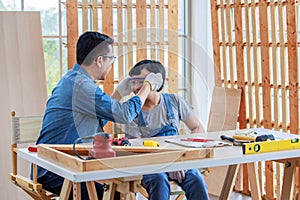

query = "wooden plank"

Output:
[[278, 0, 288, 132], [233, 0, 246, 129], [102, 0, 114, 133], [82, 0, 89, 32], [259, 1, 273, 198], [92, 0, 98, 31], [270, 0, 279, 131], [219, 164, 240, 200], [66, 0, 78, 69], [150, 0, 156, 59], [136, 0, 147, 60], [60, 179, 73, 200], [281, 160, 296, 200], [159, 0, 165, 63], [210, 0, 222, 86], [86, 181, 98, 200], [168, 0, 178, 93], [126, 0, 133, 70], [247, 162, 262, 200], [73, 182, 81, 199], [117, 0, 124, 79], [220, 0, 228, 87], [251, 0, 261, 128], [225, 0, 234, 88], [244, 0, 254, 128], [286, 0, 299, 134]]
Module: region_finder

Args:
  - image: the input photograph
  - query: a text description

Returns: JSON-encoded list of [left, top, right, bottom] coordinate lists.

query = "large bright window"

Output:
[[1, 0, 189, 99]]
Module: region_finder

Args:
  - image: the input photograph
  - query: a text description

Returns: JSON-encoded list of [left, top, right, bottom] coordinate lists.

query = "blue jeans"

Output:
[[142, 169, 209, 200], [38, 171, 120, 200]]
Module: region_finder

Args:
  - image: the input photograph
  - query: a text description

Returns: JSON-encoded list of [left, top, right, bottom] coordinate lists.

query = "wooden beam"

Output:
[[66, 0, 78, 69]]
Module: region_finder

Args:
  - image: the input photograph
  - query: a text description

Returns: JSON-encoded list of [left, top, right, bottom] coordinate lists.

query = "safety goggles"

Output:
[[128, 77, 145, 87]]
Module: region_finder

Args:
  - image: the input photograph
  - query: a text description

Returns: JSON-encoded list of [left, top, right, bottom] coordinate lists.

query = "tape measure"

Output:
[[242, 138, 300, 154], [143, 140, 160, 147]]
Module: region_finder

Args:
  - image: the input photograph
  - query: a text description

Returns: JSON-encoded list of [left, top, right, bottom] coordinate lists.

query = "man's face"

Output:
[[97, 45, 115, 80], [129, 68, 150, 94]]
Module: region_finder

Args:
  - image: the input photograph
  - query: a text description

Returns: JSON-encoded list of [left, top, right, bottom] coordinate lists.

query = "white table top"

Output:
[[18, 128, 300, 182]]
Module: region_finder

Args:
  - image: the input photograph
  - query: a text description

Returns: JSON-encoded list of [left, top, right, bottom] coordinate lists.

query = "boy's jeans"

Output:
[[142, 169, 209, 200]]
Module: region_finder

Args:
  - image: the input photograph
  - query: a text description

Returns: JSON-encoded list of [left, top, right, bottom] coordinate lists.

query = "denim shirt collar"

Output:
[[73, 64, 93, 81]]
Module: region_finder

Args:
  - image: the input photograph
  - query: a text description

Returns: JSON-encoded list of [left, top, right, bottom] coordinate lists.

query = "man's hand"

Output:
[[144, 73, 163, 91], [167, 170, 187, 183], [115, 77, 132, 98]]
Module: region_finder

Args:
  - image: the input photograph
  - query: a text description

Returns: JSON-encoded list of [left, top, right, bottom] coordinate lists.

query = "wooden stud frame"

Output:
[[65, 1, 179, 132], [210, 0, 299, 198]]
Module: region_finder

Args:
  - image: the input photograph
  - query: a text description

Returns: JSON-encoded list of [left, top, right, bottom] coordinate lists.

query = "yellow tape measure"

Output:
[[242, 138, 300, 154]]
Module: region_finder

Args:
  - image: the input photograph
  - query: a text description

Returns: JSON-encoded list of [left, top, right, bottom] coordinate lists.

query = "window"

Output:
[[1, 0, 189, 99]]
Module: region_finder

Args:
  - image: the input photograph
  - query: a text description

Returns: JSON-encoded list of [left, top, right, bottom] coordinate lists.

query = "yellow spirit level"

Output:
[[242, 138, 300, 154]]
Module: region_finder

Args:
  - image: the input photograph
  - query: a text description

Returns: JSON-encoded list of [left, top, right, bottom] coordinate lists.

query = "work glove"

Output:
[[115, 77, 132, 97], [167, 170, 187, 183], [144, 73, 163, 91]]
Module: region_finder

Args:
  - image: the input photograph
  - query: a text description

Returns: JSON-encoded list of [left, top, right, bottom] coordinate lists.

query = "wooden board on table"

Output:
[[37, 144, 213, 172]]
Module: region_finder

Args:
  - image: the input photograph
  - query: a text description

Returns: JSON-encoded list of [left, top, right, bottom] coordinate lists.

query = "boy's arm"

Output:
[[184, 113, 205, 133]]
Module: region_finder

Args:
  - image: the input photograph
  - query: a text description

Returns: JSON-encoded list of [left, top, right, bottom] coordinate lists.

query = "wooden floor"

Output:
[[136, 191, 252, 200], [209, 191, 252, 200]]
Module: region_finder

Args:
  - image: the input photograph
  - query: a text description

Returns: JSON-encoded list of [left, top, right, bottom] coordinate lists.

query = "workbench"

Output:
[[17, 128, 300, 200]]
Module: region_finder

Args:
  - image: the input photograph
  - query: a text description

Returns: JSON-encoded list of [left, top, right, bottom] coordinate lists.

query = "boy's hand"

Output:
[[168, 170, 187, 183], [144, 73, 163, 91]]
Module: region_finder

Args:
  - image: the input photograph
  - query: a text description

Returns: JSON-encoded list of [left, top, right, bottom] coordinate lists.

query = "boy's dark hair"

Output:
[[76, 32, 114, 66], [129, 59, 166, 92]]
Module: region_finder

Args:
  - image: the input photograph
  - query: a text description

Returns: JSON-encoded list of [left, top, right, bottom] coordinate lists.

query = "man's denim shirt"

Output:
[[36, 64, 142, 178]]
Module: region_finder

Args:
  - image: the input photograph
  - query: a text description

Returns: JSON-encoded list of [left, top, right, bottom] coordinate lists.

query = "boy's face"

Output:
[[129, 68, 150, 94]]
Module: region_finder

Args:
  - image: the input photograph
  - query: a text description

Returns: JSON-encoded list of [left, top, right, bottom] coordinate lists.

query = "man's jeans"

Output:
[[142, 169, 209, 200]]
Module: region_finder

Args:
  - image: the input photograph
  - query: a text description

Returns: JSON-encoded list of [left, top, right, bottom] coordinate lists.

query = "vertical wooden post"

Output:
[[102, 0, 113, 133], [259, 1, 273, 199], [127, 0, 133, 69], [117, 0, 124, 78], [168, 0, 178, 93], [286, 0, 299, 134], [66, 0, 78, 69], [234, 0, 246, 130], [158, 0, 165, 64], [136, 0, 147, 61], [210, 0, 221, 86]]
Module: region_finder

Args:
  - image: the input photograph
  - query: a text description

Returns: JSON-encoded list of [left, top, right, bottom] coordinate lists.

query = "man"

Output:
[[123, 59, 209, 200], [35, 32, 162, 199]]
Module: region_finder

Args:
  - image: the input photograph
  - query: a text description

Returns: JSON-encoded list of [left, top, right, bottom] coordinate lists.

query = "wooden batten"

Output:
[[168, 0, 178, 93], [82, 0, 88, 32], [221, 0, 228, 87], [102, 0, 114, 133], [150, 0, 156, 59], [136, 0, 147, 61], [286, 0, 299, 134], [117, 0, 124, 78], [234, 0, 246, 129], [91, 0, 98, 31], [210, 0, 299, 198], [210, 0, 222, 86], [126, 0, 133, 70], [259, 1, 274, 199], [158, 0, 165, 63], [66, 0, 78, 69]]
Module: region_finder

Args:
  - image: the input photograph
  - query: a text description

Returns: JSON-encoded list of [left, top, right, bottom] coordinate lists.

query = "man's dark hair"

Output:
[[129, 59, 166, 92], [76, 32, 114, 66]]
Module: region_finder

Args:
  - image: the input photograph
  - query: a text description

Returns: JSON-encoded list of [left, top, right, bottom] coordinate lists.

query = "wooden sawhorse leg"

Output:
[[280, 160, 297, 200], [219, 164, 240, 200], [60, 179, 98, 200], [99, 176, 142, 200], [220, 163, 262, 200]]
